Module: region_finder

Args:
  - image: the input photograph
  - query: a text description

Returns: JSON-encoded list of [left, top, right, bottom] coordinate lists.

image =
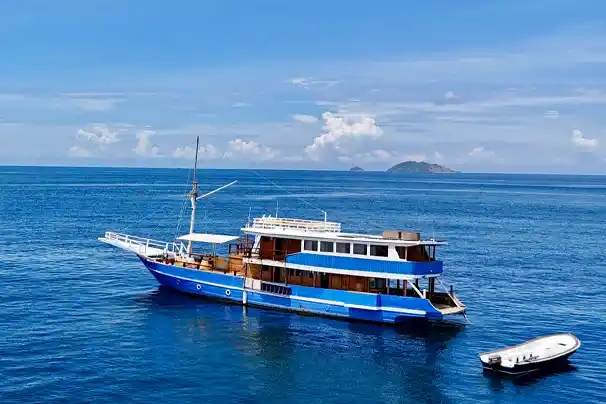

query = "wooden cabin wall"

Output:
[[259, 237, 275, 259], [406, 246, 429, 262], [285, 269, 314, 287], [282, 239, 302, 254], [259, 237, 302, 259], [260, 266, 273, 281], [248, 263, 261, 279], [328, 274, 368, 292], [253, 266, 370, 293], [349, 276, 369, 292]]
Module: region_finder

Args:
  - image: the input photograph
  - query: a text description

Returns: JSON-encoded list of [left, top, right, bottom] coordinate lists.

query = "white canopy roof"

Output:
[[176, 233, 240, 244]]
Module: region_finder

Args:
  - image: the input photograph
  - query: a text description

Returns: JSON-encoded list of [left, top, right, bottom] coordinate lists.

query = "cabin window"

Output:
[[336, 242, 351, 254], [304, 240, 318, 251], [395, 246, 407, 259], [370, 245, 389, 257], [320, 241, 334, 253], [353, 243, 367, 255]]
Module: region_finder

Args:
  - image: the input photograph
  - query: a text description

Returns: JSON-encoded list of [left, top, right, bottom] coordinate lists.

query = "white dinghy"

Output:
[[479, 333, 581, 375]]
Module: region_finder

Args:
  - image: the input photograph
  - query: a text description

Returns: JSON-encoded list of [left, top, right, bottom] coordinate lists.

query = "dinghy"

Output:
[[479, 333, 580, 375]]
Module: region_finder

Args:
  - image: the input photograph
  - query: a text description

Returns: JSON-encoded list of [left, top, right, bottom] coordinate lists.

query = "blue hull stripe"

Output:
[[286, 253, 443, 276]]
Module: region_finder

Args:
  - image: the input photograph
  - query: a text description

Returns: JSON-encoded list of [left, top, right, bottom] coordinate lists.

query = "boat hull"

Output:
[[480, 350, 577, 375], [479, 334, 581, 376], [141, 257, 446, 324]]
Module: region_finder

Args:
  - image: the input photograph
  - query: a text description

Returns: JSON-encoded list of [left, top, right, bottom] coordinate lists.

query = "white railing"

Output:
[[247, 217, 341, 233], [103, 231, 187, 256]]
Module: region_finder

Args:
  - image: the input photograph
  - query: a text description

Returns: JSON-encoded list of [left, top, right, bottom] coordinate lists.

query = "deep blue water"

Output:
[[1, 166, 605, 404]]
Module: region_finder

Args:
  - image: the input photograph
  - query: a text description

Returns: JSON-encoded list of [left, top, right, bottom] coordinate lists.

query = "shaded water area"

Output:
[[1, 167, 604, 403]]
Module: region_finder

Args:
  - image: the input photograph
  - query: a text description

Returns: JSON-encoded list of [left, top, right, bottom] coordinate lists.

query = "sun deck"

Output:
[[242, 216, 447, 247]]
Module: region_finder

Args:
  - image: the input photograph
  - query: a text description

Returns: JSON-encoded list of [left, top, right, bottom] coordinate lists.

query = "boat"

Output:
[[479, 333, 581, 375], [99, 137, 467, 324]]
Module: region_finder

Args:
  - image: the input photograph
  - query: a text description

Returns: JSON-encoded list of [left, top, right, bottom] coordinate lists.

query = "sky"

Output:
[[1, 0, 606, 173]]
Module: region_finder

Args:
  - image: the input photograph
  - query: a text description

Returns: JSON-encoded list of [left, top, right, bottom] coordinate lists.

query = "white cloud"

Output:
[[445, 91, 457, 100], [571, 129, 598, 150], [68, 145, 92, 158], [287, 77, 340, 89], [305, 112, 383, 160], [544, 110, 559, 119], [433, 151, 444, 162], [468, 146, 495, 159], [223, 139, 277, 161], [77, 124, 121, 145], [133, 129, 161, 157], [292, 114, 319, 123], [232, 102, 250, 108], [173, 144, 218, 159]]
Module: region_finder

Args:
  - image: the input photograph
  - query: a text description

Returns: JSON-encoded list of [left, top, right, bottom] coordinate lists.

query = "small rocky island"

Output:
[[387, 161, 457, 173], [349, 166, 365, 172]]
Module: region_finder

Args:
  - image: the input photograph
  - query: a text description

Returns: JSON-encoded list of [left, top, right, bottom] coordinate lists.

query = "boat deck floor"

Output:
[[433, 303, 465, 315]]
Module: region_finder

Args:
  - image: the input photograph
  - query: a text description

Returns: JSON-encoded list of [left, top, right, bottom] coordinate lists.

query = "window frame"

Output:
[[335, 242, 351, 254], [303, 240, 318, 251], [370, 244, 389, 257], [353, 243, 368, 255], [320, 241, 334, 253]]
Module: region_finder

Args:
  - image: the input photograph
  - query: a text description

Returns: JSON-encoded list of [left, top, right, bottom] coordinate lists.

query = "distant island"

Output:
[[386, 161, 457, 173], [349, 166, 364, 172]]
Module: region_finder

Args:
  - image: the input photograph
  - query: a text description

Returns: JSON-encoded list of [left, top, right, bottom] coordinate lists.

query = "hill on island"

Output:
[[349, 166, 364, 172], [387, 161, 457, 173]]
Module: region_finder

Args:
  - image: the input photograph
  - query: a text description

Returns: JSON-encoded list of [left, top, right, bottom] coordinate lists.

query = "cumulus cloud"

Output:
[[133, 129, 161, 157], [468, 146, 494, 159], [68, 145, 92, 158], [292, 114, 319, 123], [571, 129, 598, 150], [223, 139, 277, 161], [305, 112, 383, 161], [173, 144, 218, 159], [77, 124, 121, 145]]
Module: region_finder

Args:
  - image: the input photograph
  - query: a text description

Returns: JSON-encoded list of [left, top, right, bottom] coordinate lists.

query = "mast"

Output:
[[187, 136, 200, 254]]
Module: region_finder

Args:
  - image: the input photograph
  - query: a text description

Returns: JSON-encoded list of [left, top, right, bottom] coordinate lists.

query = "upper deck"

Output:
[[242, 216, 447, 247]]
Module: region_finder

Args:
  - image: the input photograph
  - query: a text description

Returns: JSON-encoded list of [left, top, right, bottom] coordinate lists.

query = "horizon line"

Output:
[[1, 164, 606, 176]]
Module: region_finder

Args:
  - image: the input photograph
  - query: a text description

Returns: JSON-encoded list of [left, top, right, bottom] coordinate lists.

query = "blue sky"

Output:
[[1, 0, 605, 173]]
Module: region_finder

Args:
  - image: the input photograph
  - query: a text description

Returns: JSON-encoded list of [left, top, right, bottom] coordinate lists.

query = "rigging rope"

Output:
[[246, 169, 327, 218]]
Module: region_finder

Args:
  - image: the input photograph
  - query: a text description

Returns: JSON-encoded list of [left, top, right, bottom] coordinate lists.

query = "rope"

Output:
[[246, 169, 327, 218]]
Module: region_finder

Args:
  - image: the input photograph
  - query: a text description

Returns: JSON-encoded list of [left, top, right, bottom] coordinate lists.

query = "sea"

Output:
[[1, 166, 605, 404]]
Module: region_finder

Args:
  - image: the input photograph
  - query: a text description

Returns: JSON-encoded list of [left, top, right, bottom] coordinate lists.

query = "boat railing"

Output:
[[246, 216, 341, 233], [103, 231, 187, 256], [234, 245, 293, 261]]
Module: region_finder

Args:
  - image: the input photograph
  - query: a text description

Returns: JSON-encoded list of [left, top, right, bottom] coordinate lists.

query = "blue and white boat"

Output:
[[99, 138, 466, 324]]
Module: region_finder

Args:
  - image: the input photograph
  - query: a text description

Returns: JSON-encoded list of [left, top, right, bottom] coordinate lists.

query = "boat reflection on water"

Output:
[[135, 286, 465, 404]]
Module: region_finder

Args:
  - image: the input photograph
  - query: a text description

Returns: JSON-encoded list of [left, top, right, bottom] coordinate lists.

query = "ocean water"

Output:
[[1, 166, 605, 404]]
